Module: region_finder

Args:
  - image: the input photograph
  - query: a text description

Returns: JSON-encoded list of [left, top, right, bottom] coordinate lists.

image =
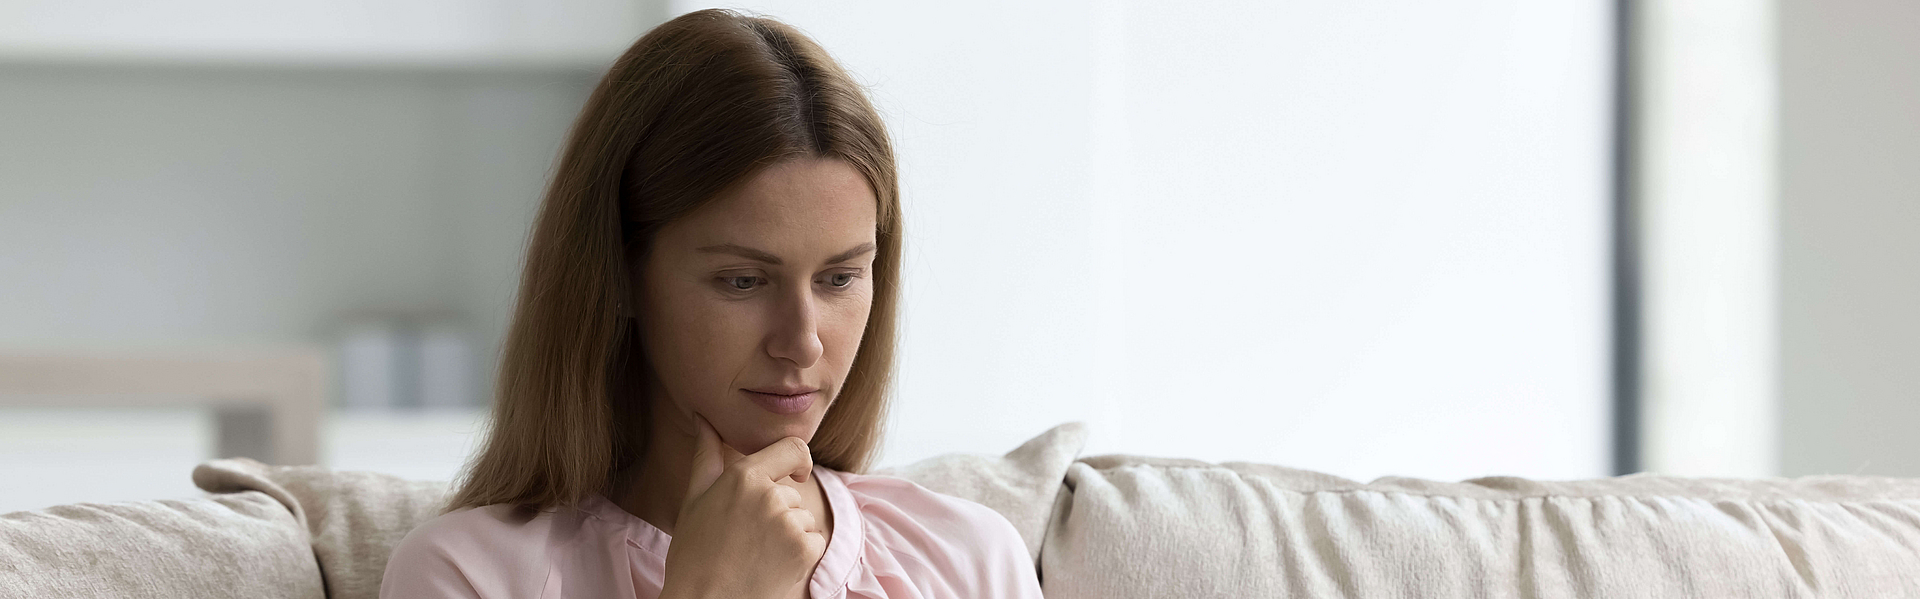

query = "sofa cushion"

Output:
[[193, 458, 449, 599], [872, 421, 1089, 563], [0, 491, 323, 598], [1041, 455, 1920, 599]]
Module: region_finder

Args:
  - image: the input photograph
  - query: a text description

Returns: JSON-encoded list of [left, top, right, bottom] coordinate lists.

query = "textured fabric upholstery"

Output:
[[1041, 455, 1920, 598], [192, 457, 450, 599], [0, 491, 323, 598]]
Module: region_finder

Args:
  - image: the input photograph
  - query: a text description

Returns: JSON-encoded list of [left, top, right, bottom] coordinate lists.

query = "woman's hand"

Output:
[[659, 413, 825, 599]]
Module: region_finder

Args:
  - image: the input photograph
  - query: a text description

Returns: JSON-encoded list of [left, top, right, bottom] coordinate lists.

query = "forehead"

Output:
[[671, 156, 877, 240]]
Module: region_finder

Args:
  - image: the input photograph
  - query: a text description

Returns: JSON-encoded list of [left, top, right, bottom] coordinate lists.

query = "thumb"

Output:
[[682, 413, 742, 512]]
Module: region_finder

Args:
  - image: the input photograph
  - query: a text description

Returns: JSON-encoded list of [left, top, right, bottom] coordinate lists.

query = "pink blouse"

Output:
[[380, 465, 1043, 598]]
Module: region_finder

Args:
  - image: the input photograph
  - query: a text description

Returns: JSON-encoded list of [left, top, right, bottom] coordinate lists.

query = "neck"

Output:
[[613, 383, 699, 536]]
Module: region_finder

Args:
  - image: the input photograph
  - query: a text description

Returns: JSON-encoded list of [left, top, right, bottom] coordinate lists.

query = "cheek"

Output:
[[646, 289, 757, 400], [820, 293, 875, 364]]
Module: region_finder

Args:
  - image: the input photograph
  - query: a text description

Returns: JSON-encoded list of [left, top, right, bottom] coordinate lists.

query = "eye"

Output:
[[721, 276, 765, 291], [826, 273, 855, 288]]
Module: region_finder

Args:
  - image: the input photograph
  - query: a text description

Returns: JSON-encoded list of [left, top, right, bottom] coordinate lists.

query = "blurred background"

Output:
[[1, 0, 1914, 514]]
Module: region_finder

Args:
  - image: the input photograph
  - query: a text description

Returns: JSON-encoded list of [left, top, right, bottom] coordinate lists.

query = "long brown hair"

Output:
[[444, 8, 901, 513]]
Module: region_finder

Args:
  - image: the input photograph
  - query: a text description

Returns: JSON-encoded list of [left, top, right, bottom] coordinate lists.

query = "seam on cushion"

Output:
[[1757, 511, 1819, 593], [1033, 482, 1069, 575], [1083, 463, 1920, 506], [1036, 480, 1076, 587]]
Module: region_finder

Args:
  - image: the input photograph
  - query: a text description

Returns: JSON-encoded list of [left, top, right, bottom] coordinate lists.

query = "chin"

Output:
[[730, 415, 822, 450]]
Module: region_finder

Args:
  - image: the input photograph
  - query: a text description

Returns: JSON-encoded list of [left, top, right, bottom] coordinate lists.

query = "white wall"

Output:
[[1779, 0, 1920, 477], [0, 0, 1617, 491], [0, 0, 658, 63], [1636, 0, 1779, 477], [676, 1, 1616, 481]]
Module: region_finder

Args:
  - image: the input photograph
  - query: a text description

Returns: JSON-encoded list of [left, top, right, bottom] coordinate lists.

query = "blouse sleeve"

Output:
[[379, 523, 484, 598], [377, 505, 557, 599], [972, 504, 1046, 598]]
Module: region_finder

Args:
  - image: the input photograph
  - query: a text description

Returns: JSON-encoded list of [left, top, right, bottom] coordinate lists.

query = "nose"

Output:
[[766, 283, 824, 369]]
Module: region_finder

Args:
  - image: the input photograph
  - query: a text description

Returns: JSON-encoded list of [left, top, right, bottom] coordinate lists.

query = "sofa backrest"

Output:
[[9, 422, 1920, 599], [191, 457, 450, 599], [1042, 454, 1920, 598], [0, 491, 324, 598]]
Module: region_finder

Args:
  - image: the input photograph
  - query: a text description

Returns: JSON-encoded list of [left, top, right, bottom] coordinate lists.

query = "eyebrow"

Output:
[[695, 241, 877, 266]]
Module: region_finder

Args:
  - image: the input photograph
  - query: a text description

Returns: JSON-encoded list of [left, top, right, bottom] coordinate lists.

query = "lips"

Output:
[[746, 385, 820, 396], [742, 388, 817, 415]]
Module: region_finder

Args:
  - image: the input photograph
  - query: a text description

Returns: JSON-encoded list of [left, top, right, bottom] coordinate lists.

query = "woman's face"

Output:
[[636, 156, 879, 455]]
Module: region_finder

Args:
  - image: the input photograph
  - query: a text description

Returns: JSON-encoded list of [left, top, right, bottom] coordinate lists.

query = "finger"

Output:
[[682, 413, 728, 513], [738, 436, 814, 484], [785, 507, 819, 533], [802, 530, 827, 558], [772, 483, 803, 509]]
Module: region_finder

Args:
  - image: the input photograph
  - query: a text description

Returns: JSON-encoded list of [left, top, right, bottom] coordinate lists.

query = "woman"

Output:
[[379, 9, 1042, 599]]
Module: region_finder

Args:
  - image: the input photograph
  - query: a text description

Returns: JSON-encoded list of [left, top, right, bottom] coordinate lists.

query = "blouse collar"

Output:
[[582, 464, 864, 597], [811, 465, 863, 598]]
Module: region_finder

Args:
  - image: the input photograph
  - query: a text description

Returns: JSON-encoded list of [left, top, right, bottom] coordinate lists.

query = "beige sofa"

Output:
[[4, 422, 1919, 598]]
